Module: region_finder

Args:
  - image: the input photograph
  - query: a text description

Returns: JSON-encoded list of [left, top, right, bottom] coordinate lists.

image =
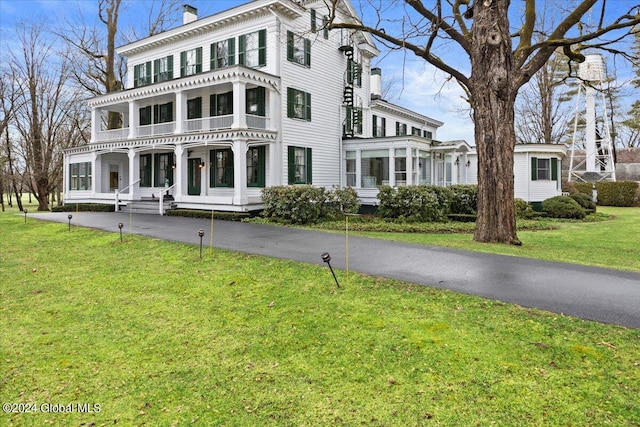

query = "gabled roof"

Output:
[[371, 98, 444, 128]]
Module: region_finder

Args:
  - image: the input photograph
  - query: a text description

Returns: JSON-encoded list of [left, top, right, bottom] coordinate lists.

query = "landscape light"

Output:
[[118, 222, 124, 242], [24, 209, 28, 224], [198, 229, 205, 259], [67, 214, 73, 231], [321, 252, 340, 288]]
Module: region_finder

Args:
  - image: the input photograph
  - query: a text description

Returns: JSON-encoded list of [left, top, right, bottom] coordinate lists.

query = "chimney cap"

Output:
[[183, 4, 197, 14]]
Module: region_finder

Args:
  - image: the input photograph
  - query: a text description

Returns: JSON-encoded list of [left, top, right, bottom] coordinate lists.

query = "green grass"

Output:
[[1, 209, 639, 426], [307, 207, 640, 273]]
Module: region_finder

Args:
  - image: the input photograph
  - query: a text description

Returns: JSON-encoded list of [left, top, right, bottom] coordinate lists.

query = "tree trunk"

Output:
[[470, 0, 520, 245]]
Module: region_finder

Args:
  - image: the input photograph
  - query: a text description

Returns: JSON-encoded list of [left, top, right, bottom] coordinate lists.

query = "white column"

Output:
[[175, 90, 186, 134], [128, 100, 139, 139], [174, 145, 184, 201], [233, 139, 248, 205], [355, 150, 362, 189], [232, 81, 247, 129], [90, 108, 99, 143], [128, 149, 137, 199], [388, 148, 395, 187], [92, 152, 99, 195], [406, 147, 413, 185]]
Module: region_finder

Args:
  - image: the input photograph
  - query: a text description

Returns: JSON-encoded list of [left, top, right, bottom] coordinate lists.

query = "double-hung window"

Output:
[[154, 102, 173, 123], [187, 97, 202, 120], [346, 151, 356, 187], [246, 87, 265, 116], [288, 146, 312, 184], [287, 88, 311, 121], [423, 130, 433, 139], [396, 122, 407, 136], [180, 47, 202, 77], [373, 115, 386, 137], [139, 106, 152, 126], [411, 126, 421, 136], [134, 62, 151, 87], [210, 149, 234, 187], [211, 38, 235, 70], [247, 146, 266, 187], [69, 162, 92, 190], [239, 29, 266, 68], [210, 92, 233, 116], [154, 153, 174, 187], [531, 157, 558, 181], [287, 31, 311, 67], [154, 56, 173, 83]]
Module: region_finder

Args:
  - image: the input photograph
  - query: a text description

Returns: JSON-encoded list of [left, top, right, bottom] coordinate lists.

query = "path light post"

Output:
[[24, 209, 28, 224], [67, 214, 73, 231], [118, 223, 124, 242], [198, 229, 205, 259], [321, 252, 340, 288]]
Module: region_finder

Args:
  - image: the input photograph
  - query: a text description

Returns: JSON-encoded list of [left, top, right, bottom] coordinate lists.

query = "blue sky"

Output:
[[1, 0, 638, 145]]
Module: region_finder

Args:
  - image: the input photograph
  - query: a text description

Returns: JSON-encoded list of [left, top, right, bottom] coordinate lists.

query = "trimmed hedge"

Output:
[[377, 185, 450, 222], [569, 193, 596, 212], [542, 196, 586, 219], [52, 203, 115, 212], [571, 181, 639, 207], [261, 186, 360, 224]]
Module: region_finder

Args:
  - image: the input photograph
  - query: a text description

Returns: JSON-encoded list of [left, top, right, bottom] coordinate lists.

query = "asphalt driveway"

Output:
[[31, 211, 640, 329]]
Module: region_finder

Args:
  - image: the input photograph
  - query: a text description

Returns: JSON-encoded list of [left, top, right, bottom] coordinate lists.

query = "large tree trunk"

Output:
[[470, 0, 520, 245]]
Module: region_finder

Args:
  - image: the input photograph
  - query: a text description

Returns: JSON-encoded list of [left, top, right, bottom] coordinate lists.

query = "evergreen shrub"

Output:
[[448, 185, 478, 215], [541, 196, 586, 219], [377, 185, 449, 222], [569, 193, 596, 212]]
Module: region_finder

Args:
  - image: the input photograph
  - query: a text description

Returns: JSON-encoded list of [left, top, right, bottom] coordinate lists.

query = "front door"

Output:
[[188, 158, 202, 195], [109, 164, 120, 191]]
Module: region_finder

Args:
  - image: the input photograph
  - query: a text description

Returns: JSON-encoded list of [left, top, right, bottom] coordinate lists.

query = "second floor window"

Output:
[[239, 29, 266, 68], [180, 47, 202, 77], [210, 92, 233, 116], [211, 38, 235, 70], [154, 102, 173, 124], [134, 62, 151, 87], [246, 87, 265, 116], [187, 97, 202, 120], [396, 122, 407, 136], [287, 88, 311, 121], [154, 56, 173, 83], [287, 31, 310, 67], [373, 115, 386, 137]]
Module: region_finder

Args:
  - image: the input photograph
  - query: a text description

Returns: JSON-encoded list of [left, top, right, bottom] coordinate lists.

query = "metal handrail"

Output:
[[159, 183, 177, 215], [115, 179, 141, 211]]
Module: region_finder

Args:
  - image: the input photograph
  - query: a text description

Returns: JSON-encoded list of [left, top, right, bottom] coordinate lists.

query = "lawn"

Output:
[[1, 208, 639, 426]]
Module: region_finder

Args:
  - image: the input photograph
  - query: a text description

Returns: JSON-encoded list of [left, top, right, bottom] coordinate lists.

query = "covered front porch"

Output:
[[343, 137, 473, 205], [64, 131, 279, 213]]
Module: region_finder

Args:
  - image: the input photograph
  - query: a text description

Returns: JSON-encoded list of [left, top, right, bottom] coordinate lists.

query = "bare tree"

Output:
[[328, 0, 640, 244], [10, 25, 79, 211]]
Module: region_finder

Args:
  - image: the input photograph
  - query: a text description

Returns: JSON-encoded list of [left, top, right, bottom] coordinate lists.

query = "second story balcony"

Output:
[[89, 65, 279, 144]]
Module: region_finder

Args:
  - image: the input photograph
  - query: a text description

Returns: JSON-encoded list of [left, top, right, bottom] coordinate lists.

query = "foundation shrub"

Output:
[[514, 198, 535, 219], [328, 187, 361, 215], [377, 185, 449, 222], [261, 186, 328, 224], [449, 185, 478, 215], [52, 203, 115, 212], [542, 195, 586, 219]]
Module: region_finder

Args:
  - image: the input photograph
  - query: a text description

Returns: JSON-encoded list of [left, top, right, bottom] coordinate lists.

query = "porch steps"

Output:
[[120, 199, 174, 215]]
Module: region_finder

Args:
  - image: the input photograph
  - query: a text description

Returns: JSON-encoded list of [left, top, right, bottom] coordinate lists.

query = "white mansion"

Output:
[[63, 0, 562, 213]]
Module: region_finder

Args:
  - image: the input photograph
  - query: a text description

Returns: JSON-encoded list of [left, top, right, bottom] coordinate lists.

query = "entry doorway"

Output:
[[109, 164, 120, 191], [188, 158, 202, 195]]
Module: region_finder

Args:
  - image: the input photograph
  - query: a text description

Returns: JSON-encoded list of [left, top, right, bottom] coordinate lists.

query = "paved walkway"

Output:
[[32, 211, 640, 329]]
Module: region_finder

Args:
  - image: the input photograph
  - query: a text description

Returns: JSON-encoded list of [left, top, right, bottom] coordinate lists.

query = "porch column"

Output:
[[128, 100, 139, 139], [406, 147, 413, 186], [128, 149, 138, 199], [92, 151, 99, 195], [233, 139, 248, 205], [90, 108, 99, 143], [232, 81, 247, 129], [175, 90, 186, 134], [355, 150, 362, 189], [452, 153, 459, 185], [388, 148, 395, 187], [174, 145, 185, 201]]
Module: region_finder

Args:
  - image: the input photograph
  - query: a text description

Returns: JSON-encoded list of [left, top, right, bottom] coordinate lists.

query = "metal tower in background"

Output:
[[568, 54, 616, 182]]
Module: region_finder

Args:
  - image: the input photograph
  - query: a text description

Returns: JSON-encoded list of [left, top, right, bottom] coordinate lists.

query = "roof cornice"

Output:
[[371, 99, 444, 128]]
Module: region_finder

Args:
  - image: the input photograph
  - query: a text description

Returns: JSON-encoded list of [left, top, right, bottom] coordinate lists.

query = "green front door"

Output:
[[188, 158, 201, 195]]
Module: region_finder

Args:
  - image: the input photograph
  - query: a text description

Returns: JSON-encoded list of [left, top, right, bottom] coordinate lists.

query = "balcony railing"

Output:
[[94, 114, 270, 142]]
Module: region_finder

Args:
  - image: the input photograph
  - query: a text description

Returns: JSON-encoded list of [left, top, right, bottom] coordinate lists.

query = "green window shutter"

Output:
[[153, 104, 159, 124], [228, 38, 235, 65], [167, 102, 173, 122], [227, 150, 234, 187], [153, 59, 159, 82], [154, 153, 160, 186], [304, 38, 311, 67], [287, 31, 294, 61], [306, 148, 312, 184], [226, 91, 233, 114], [381, 118, 386, 136], [287, 88, 294, 118], [210, 43, 216, 70], [134, 64, 139, 87], [168, 154, 174, 184], [167, 55, 173, 79], [323, 15, 329, 39], [287, 146, 295, 184], [180, 51, 186, 77], [258, 29, 266, 66], [145, 61, 151, 84], [196, 47, 203, 73], [551, 158, 558, 181], [396, 121, 400, 136], [210, 94, 216, 116], [238, 34, 246, 65], [69, 164, 73, 190], [257, 87, 265, 116], [209, 150, 215, 187], [310, 8, 316, 31], [531, 157, 538, 181], [372, 115, 377, 135], [258, 146, 266, 187], [305, 92, 311, 121]]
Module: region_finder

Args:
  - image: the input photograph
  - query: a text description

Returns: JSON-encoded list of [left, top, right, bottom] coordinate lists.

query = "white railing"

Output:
[[138, 122, 176, 137], [246, 114, 268, 129], [97, 128, 129, 141], [159, 183, 177, 215], [115, 179, 141, 211], [209, 115, 234, 129]]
